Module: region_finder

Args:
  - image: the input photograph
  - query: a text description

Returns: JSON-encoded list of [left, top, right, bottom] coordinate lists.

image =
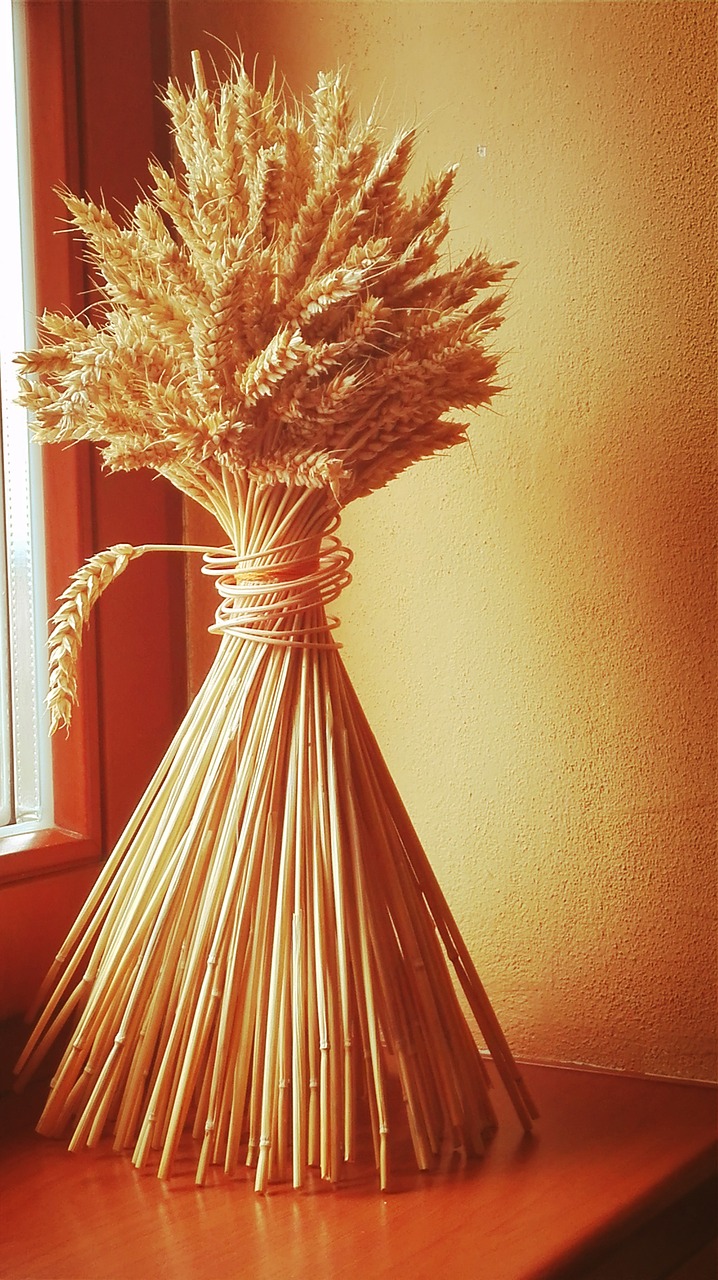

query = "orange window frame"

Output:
[[0, 3, 185, 890]]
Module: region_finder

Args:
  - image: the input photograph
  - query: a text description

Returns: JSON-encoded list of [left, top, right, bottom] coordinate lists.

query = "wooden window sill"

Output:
[[0, 1055, 715, 1279], [0, 829, 99, 888]]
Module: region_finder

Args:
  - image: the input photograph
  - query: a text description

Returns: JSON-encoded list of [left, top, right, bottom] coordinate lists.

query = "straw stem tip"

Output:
[[191, 50, 207, 94]]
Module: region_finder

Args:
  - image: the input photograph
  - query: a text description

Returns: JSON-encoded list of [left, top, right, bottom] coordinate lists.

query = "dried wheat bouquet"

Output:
[[15, 51, 537, 1190]]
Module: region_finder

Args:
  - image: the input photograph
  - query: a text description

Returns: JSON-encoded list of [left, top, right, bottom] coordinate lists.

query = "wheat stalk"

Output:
[[47, 542, 217, 732], [47, 545, 142, 733]]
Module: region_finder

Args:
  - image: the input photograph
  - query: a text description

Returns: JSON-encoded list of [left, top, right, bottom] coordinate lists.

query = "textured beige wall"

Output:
[[171, 2, 717, 1081]]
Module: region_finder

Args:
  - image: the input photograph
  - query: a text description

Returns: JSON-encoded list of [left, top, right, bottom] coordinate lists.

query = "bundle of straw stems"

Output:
[[16, 476, 536, 1191]]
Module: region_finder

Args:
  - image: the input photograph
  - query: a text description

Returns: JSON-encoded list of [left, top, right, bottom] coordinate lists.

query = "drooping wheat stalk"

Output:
[[47, 545, 142, 733]]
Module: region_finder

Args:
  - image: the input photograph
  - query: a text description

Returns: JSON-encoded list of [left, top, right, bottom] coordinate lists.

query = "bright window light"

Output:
[[0, 6, 51, 836]]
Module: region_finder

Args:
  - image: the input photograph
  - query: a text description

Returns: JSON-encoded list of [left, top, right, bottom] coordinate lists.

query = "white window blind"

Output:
[[0, 4, 51, 836]]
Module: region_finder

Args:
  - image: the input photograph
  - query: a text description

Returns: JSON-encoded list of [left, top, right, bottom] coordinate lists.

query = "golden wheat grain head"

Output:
[[19, 49, 514, 507]]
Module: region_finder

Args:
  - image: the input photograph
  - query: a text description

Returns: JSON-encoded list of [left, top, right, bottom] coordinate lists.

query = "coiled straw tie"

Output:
[[202, 528, 353, 648]]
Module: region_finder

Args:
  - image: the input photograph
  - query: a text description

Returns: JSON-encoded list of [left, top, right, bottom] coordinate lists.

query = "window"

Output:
[[0, 0, 182, 895], [0, 3, 51, 836], [0, 0, 183, 1018]]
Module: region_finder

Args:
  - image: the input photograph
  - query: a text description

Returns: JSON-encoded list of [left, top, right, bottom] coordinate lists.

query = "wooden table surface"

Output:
[[0, 1058, 715, 1280]]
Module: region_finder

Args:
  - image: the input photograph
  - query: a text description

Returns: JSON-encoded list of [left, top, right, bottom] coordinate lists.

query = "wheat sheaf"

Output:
[[14, 52, 537, 1193]]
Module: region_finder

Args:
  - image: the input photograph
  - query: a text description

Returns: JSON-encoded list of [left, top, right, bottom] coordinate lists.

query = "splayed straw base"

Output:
[[15, 481, 537, 1192]]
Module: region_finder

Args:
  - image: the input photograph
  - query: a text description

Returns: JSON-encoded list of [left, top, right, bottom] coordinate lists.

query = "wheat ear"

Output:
[[47, 545, 143, 733], [47, 541, 215, 733]]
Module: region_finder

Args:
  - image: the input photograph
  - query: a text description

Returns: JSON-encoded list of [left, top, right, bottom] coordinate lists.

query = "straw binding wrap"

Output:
[[204, 528, 353, 647]]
